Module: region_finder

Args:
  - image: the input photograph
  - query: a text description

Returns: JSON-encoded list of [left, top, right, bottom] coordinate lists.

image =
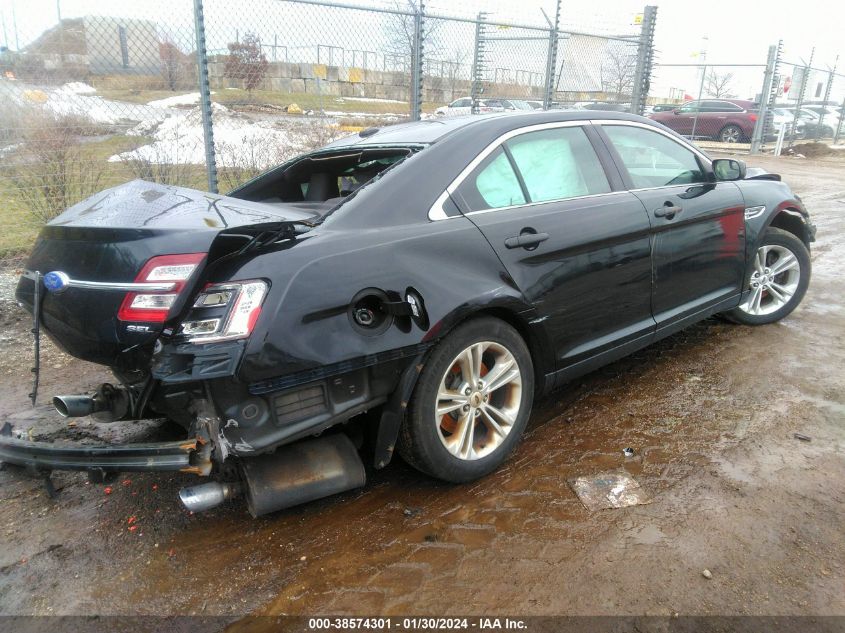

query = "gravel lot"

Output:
[[0, 155, 843, 622]]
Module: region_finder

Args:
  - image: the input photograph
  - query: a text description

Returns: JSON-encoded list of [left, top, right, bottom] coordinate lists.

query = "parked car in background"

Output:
[[577, 102, 631, 113], [3, 111, 815, 518], [435, 98, 500, 116], [646, 103, 680, 114], [800, 105, 843, 137], [777, 107, 836, 139], [649, 99, 759, 143], [484, 98, 535, 111], [771, 107, 806, 138], [526, 100, 544, 109]]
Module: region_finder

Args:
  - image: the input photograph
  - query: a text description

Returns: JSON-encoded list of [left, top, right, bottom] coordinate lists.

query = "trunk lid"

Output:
[[16, 180, 316, 368]]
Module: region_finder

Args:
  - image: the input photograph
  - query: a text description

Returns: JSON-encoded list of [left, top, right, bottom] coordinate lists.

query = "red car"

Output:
[[649, 99, 759, 143]]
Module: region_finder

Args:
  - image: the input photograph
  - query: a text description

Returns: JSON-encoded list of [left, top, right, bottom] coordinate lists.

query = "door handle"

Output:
[[654, 203, 682, 219], [504, 232, 550, 250]]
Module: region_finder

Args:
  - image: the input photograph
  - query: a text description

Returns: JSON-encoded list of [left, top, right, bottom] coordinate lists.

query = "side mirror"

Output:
[[713, 158, 747, 181], [673, 109, 681, 114]]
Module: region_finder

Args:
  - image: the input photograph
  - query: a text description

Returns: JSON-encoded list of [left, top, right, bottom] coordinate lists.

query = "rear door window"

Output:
[[454, 126, 610, 212], [603, 125, 706, 188]]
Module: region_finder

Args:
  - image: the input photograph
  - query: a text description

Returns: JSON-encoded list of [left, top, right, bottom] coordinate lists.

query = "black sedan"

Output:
[[6, 111, 815, 517]]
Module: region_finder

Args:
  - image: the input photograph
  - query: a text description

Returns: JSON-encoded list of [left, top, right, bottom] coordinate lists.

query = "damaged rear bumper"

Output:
[[0, 425, 197, 473]]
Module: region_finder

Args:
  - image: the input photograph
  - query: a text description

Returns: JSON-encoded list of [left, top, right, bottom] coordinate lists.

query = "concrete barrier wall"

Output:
[[208, 59, 545, 105]]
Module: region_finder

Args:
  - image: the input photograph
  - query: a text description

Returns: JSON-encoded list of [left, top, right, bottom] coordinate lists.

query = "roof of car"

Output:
[[322, 110, 654, 149]]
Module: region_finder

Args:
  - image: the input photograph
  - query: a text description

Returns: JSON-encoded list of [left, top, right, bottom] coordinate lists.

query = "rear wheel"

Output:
[[725, 228, 811, 325], [719, 124, 744, 143], [398, 317, 534, 482]]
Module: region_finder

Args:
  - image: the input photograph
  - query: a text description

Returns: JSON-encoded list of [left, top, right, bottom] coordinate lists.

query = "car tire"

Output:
[[397, 316, 534, 483], [718, 124, 744, 143], [724, 228, 811, 325]]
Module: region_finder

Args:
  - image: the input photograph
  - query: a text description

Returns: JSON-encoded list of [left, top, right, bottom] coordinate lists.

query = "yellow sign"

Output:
[[313, 64, 327, 80], [633, 13, 643, 25]]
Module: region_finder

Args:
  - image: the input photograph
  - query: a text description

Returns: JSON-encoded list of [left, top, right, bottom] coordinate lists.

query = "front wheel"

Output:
[[725, 227, 811, 325], [397, 317, 534, 482]]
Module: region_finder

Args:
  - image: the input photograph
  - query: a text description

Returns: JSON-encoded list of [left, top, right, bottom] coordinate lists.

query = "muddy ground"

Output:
[[0, 155, 843, 622]]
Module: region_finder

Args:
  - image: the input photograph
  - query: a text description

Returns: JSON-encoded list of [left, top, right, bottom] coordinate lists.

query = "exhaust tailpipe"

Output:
[[53, 395, 101, 418], [240, 433, 366, 517], [53, 383, 130, 420], [179, 482, 242, 513]]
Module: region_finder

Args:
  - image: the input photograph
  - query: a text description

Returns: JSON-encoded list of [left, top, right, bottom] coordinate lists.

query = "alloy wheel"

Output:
[[720, 126, 741, 143], [738, 244, 802, 316], [435, 341, 522, 461]]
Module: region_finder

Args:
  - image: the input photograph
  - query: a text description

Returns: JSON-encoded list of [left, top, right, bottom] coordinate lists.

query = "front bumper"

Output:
[[0, 424, 197, 473]]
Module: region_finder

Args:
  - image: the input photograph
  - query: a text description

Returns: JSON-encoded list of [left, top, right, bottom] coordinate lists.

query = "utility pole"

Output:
[[690, 36, 708, 140]]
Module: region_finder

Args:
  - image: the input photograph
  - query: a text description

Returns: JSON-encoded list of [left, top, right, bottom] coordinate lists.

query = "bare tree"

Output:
[[444, 47, 470, 98], [382, 3, 442, 72], [159, 37, 191, 92], [600, 48, 636, 101], [224, 32, 269, 95], [704, 70, 736, 98]]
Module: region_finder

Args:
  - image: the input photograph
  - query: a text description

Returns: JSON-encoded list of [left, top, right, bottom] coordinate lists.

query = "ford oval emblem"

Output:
[[43, 271, 70, 294]]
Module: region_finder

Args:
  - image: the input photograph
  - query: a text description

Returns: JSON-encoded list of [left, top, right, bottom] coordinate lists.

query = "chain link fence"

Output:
[[649, 42, 845, 156], [0, 0, 656, 267], [10, 1, 844, 270]]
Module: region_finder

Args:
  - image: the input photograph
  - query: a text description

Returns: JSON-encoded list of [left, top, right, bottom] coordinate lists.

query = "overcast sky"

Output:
[[1, 0, 842, 101]]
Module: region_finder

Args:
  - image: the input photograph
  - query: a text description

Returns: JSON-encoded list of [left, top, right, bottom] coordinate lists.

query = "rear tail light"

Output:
[[118, 253, 206, 323], [179, 280, 268, 343], [749, 113, 758, 122]]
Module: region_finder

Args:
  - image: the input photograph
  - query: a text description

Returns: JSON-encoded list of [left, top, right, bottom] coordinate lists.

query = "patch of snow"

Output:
[[147, 92, 214, 108], [109, 103, 300, 168], [321, 110, 403, 119], [57, 82, 96, 95]]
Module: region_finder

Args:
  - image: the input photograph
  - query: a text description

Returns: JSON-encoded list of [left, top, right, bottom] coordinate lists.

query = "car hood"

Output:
[[49, 179, 319, 230]]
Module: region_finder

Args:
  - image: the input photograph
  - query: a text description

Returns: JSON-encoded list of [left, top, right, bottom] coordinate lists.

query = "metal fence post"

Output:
[[815, 56, 837, 141], [750, 42, 780, 154], [471, 12, 487, 115], [542, 0, 561, 110], [835, 96, 845, 144], [630, 5, 657, 116], [788, 47, 814, 149], [690, 64, 706, 140], [410, 0, 425, 121], [193, 0, 218, 194]]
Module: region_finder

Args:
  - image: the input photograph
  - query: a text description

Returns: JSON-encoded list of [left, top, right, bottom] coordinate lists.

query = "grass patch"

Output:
[[0, 133, 211, 260], [95, 86, 443, 115], [0, 179, 42, 261], [95, 89, 191, 105]]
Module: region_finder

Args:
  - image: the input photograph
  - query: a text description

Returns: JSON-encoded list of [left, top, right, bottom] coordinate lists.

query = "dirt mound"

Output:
[[787, 142, 837, 158]]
